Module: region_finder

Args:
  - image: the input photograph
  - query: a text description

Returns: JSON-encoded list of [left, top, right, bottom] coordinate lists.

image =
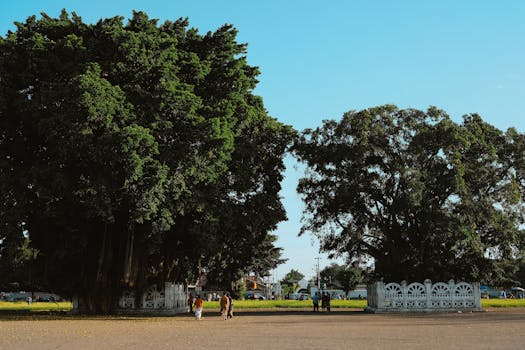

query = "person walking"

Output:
[[188, 293, 194, 313], [312, 292, 320, 312], [324, 292, 331, 312], [220, 292, 230, 320], [227, 293, 234, 319], [194, 294, 203, 320]]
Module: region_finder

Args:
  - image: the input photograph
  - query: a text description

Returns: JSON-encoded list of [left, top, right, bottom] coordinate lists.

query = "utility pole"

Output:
[[315, 256, 321, 289]]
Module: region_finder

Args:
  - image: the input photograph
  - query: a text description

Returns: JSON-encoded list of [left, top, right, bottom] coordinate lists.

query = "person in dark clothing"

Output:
[[188, 293, 194, 313], [324, 293, 331, 312], [322, 293, 331, 312], [312, 293, 320, 312], [227, 293, 234, 319]]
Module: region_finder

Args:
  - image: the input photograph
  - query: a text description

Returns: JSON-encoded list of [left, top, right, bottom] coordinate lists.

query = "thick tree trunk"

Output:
[[80, 223, 111, 313], [80, 213, 147, 314]]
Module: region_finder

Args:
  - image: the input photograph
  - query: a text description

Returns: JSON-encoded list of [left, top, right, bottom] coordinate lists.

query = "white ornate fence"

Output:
[[366, 280, 482, 313], [72, 283, 189, 314], [116, 283, 188, 315]]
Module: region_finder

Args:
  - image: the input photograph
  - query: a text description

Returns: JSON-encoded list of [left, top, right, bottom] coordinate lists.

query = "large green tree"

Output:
[[280, 269, 305, 284], [280, 269, 305, 296], [293, 105, 525, 283], [319, 263, 362, 293], [0, 10, 292, 312]]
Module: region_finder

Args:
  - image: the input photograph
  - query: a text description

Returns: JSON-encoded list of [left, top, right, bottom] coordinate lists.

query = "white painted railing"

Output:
[[117, 283, 188, 314], [366, 279, 482, 312]]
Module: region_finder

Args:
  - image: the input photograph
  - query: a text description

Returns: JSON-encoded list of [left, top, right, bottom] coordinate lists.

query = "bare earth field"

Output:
[[1, 308, 525, 350]]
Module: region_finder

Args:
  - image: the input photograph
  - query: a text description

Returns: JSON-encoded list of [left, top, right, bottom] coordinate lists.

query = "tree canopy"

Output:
[[293, 105, 525, 283], [319, 263, 362, 292], [280, 269, 305, 284], [0, 10, 293, 312]]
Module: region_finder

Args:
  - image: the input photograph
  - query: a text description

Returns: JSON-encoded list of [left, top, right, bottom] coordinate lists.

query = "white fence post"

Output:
[[401, 281, 407, 309], [424, 279, 432, 310], [473, 282, 481, 309], [449, 279, 456, 308], [377, 281, 384, 310]]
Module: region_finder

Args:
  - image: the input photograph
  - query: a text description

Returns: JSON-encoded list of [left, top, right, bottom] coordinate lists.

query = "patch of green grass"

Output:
[[204, 298, 525, 310], [2, 298, 523, 313], [481, 299, 525, 308], [203, 299, 367, 309], [0, 301, 72, 312]]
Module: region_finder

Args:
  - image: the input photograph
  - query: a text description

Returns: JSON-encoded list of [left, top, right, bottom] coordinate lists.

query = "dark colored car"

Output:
[[244, 292, 266, 300]]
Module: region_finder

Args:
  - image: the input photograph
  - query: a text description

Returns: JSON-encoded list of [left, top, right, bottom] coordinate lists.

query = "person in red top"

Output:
[[194, 295, 203, 320]]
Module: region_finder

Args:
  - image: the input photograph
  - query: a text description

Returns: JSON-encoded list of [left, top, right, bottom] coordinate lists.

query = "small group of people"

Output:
[[220, 292, 234, 320], [188, 293, 204, 320], [312, 292, 331, 312], [187, 292, 233, 320]]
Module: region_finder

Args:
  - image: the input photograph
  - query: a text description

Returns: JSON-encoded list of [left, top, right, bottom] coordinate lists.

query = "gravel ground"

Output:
[[1, 308, 524, 350]]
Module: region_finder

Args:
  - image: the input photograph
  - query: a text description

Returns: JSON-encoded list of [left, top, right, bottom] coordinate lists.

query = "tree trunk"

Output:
[[80, 212, 145, 314], [81, 222, 115, 314]]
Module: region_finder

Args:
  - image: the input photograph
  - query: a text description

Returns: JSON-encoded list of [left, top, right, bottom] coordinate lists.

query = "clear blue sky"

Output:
[[2, 1, 525, 282]]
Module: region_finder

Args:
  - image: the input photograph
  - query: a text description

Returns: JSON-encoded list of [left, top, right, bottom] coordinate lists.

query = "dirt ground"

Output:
[[1, 308, 525, 350]]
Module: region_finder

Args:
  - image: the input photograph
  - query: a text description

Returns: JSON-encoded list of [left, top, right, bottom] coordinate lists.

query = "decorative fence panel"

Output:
[[366, 280, 481, 313], [116, 283, 188, 315], [72, 283, 189, 314]]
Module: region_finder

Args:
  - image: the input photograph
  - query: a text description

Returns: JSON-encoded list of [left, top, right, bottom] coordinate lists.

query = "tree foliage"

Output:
[[279, 269, 305, 296], [280, 269, 305, 284], [515, 261, 525, 288], [293, 105, 525, 283], [319, 263, 362, 292], [0, 10, 293, 312]]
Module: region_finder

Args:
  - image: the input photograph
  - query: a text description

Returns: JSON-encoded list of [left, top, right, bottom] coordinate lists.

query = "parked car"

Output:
[[511, 287, 525, 299], [348, 289, 367, 300], [288, 292, 310, 300], [37, 296, 55, 302], [245, 292, 266, 300], [7, 295, 29, 302]]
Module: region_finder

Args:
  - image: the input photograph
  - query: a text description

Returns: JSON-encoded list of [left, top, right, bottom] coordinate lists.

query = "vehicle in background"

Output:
[[287, 292, 310, 300], [480, 286, 525, 299], [244, 291, 266, 300], [347, 289, 367, 300], [511, 287, 524, 299], [1, 292, 64, 302], [480, 286, 508, 299], [309, 287, 346, 300]]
